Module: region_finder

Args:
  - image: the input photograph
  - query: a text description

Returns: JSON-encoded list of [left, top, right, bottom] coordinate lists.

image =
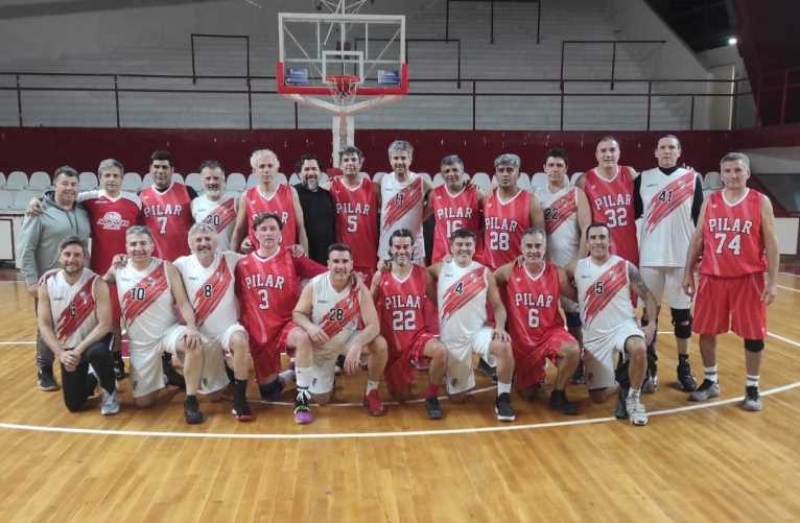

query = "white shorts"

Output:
[[443, 327, 495, 395], [129, 324, 186, 398], [640, 266, 691, 310], [310, 329, 363, 395], [583, 321, 644, 391], [189, 323, 247, 395]]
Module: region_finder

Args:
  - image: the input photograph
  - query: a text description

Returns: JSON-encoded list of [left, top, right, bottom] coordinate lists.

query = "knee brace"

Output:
[[671, 308, 693, 339], [565, 311, 582, 329], [744, 339, 764, 353]]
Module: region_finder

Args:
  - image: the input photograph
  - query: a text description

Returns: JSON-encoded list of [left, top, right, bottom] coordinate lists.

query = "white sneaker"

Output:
[[100, 389, 120, 416], [625, 397, 648, 426]]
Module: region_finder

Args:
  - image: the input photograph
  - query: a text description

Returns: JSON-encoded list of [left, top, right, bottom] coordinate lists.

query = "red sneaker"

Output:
[[363, 389, 385, 417]]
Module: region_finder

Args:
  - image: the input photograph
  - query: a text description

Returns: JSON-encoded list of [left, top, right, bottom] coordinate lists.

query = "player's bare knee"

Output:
[[560, 342, 580, 361], [671, 308, 692, 339], [489, 340, 512, 359], [367, 335, 387, 355], [425, 339, 447, 363], [625, 337, 646, 359], [230, 331, 249, 352]]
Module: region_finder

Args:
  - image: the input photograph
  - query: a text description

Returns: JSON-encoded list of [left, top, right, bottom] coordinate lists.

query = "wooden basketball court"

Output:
[[1, 271, 799, 522]]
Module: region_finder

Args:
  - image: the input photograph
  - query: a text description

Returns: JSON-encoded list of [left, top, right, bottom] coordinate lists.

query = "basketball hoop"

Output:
[[326, 74, 360, 108]]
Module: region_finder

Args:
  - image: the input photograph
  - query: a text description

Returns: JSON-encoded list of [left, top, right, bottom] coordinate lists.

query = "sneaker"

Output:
[[677, 360, 698, 392], [625, 397, 649, 426], [477, 358, 498, 383], [424, 396, 443, 420], [741, 386, 763, 412], [293, 394, 314, 424], [232, 400, 254, 421], [364, 389, 385, 417], [494, 392, 516, 421], [112, 351, 126, 380], [163, 358, 186, 390], [688, 379, 720, 402], [614, 388, 629, 419], [258, 379, 284, 402], [642, 374, 659, 394], [37, 367, 60, 392], [549, 390, 579, 415], [184, 396, 205, 425], [334, 354, 345, 376], [570, 362, 586, 385], [100, 389, 120, 416]]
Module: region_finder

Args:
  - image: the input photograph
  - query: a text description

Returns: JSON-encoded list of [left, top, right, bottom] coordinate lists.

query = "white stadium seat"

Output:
[[530, 172, 548, 190], [471, 172, 491, 193], [184, 172, 202, 192], [704, 171, 721, 189], [141, 173, 154, 188], [275, 173, 288, 185], [570, 172, 585, 186], [171, 173, 184, 184], [246, 173, 259, 189], [28, 171, 52, 191], [78, 171, 98, 191], [12, 190, 36, 212], [122, 172, 142, 192], [0, 190, 13, 210], [6, 171, 28, 190], [227, 172, 247, 192], [288, 173, 301, 186], [432, 172, 444, 187], [516, 172, 531, 191], [0, 172, 5, 189], [372, 172, 387, 184]]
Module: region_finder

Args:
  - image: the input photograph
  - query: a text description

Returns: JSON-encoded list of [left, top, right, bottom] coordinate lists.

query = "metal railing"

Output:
[[0, 71, 754, 131]]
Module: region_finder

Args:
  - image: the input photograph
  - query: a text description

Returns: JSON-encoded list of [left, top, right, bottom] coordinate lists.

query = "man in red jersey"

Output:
[[139, 150, 197, 262], [230, 149, 308, 254], [326, 146, 379, 281], [427, 155, 483, 264], [683, 152, 779, 411], [234, 212, 325, 403], [482, 153, 544, 271], [576, 136, 639, 266], [495, 228, 581, 415], [191, 160, 238, 252], [371, 229, 448, 419]]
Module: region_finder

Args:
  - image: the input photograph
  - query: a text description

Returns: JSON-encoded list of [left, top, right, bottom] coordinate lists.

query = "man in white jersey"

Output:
[[428, 229, 517, 422], [173, 223, 253, 421], [106, 226, 205, 424], [38, 237, 119, 415], [534, 148, 591, 382], [634, 135, 704, 393], [378, 140, 433, 265], [565, 223, 658, 426], [191, 160, 238, 252], [290, 243, 388, 423]]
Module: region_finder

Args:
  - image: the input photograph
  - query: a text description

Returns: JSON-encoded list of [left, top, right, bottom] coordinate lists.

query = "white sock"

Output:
[[296, 366, 312, 399], [365, 380, 379, 394], [746, 374, 759, 388], [627, 388, 641, 402], [704, 365, 718, 384], [497, 382, 511, 395]]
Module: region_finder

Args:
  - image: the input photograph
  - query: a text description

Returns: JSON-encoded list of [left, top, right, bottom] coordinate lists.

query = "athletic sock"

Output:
[[704, 365, 718, 384], [746, 374, 759, 388], [497, 382, 511, 396], [296, 366, 312, 400], [365, 380, 379, 394]]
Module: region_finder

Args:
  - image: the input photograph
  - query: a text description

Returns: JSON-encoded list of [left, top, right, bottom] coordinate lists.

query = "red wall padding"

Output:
[[2, 126, 800, 176]]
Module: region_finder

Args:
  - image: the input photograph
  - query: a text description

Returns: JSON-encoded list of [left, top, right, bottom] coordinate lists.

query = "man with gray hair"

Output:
[[378, 140, 433, 266], [482, 153, 545, 270], [18, 165, 91, 391], [191, 160, 238, 252]]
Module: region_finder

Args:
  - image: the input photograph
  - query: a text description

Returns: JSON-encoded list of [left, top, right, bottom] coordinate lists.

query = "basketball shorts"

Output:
[[640, 266, 691, 309], [384, 332, 437, 396], [443, 327, 495, 395], [249, 321, 295, 381], [583, 320, 644, 391], [514, 328, 577, 389], [310, 329, 365, 395], [190, 323, 248, 395], [129, 324, 186, 398], [694, 273, 766, 339]]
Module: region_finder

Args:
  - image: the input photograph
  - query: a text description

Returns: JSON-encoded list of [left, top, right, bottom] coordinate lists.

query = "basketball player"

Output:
[[191, 160, 238, 252], [290, 244, 388, 423], [106, 226, 205, 424], [139, 150, 197, 261], [534, 148, 591, 369], [173, 223, 253, 421], [234, 212, 326, 404], [38, 237, 119, 415], [482, 153, 545, 270], [576, 137, 639, 266], [428, 229, 517, 421], [427, 154, 484, 263], [378, 140, 432, 266], [326, 146, 379, 281], [635, 135, 704, 392], [371, 229, 447, 420], [566, 223, 658, 426], [495, 228, 581, 414], [230, 149, 308, 254], [683, 152, 779, 411]]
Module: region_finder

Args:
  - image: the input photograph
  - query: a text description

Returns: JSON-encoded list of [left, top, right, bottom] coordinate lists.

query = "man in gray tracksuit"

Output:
[[17, 166, 91, 391]]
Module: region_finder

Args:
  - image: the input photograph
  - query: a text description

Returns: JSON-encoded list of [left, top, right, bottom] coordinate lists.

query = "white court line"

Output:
[[0, 281, 25, 284], [780, 271, 800, 279], [777, 284, 800, 293], [0, 341, 36, 345]]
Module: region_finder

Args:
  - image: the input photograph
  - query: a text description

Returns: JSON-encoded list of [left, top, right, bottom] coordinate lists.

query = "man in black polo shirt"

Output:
[[293, 154, 336, 264]]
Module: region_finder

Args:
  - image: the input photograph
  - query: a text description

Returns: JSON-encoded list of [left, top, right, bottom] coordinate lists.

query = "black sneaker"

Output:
[[741, 386, 763, 412], [549, 390, 579, 415], [184, 396, 205, 425], [494, 392, 516, 421], [677, 360, 698, 392], [112, 351, 126, 380], [232, 399, 254, 421], [614, 387, 629, 419], [163, 355, 186, 390], [37, 367, 60, 392], [424, 396, 444, 420], [258, 379, 285, 401], [335, 354, 346, 376], [478, 358, 498, 383]]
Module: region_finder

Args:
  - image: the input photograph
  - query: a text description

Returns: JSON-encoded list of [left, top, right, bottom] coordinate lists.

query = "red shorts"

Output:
[[694, 273, 766, 339], [514, 328, 577, 389], [384, 332, 437, 395], [249, 321, 297, 380]]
